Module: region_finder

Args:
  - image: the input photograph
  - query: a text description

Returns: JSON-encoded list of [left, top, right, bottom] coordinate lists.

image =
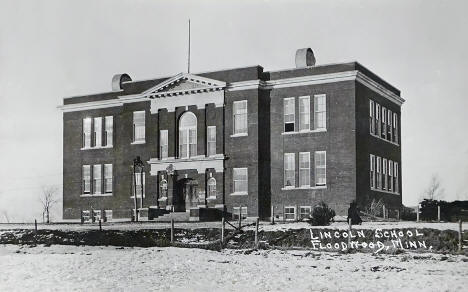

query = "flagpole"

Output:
[[188, 19, 191, 73]]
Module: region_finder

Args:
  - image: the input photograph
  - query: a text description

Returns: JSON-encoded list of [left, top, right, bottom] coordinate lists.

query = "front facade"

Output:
[[60, 49, 404, 221]]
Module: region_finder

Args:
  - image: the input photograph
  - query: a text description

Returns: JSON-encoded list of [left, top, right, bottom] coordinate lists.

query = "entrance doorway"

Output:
[[174, 178, 198, 212]]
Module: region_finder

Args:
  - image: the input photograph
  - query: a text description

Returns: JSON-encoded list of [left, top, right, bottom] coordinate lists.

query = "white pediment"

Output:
[[142, 73, 226, 98]]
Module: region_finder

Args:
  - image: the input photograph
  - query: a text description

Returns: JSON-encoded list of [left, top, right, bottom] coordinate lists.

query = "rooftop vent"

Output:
[[295, 48, 316, 68], [111, 73, 132, 91]]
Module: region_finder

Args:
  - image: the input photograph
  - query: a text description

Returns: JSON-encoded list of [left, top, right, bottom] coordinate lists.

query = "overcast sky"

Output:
[[1, 0, 467, 222]]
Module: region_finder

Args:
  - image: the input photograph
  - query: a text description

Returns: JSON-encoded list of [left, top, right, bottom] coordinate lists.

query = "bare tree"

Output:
[[366, 198, 384, 219], [1, 210, 10, 223], [422, 174, 445, 201], [39, 186, 59, 223]]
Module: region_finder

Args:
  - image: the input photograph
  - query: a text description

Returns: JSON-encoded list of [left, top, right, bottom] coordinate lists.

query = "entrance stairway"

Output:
[[155, 212, 190, 222]]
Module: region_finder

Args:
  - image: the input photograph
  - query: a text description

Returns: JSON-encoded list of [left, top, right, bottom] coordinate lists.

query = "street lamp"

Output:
[[133, 156, 144, 222]]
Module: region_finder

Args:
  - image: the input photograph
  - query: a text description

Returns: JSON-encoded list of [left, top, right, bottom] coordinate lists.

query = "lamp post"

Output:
[[133, 156, 144, 222], [166, 164, 174, 211]]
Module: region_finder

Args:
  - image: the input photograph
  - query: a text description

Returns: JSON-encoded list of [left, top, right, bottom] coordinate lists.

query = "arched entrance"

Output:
[[174, 178, 199, 212]]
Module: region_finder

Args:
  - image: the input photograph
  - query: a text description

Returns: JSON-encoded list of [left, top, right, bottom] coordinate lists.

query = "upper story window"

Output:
[[369, 100, 375, 134], [179, 112, 197, 158], [393, 113, 399, 144], [133, 111, 145, 143], [299, 152, 310, 187], [104, 116, 113, 146], [284, 98, 295, 132], [207, 126, 216, 156], [314, 151, 326, 186], [160, 130, 168, 159], [381, 107, 387, 139], [93, 117, 102, 147], [314, 94, 326, 130], [299, 96, 310, 131], [375, 103, 381, 136], [284, 153, 295, 187], [104, 164, 113, 193], [233, 167, 248, 194], [82, 118, 92, 148], [233, 100, 248, 135], [370, 154, 375, 189], [93, 164, 102, 194]]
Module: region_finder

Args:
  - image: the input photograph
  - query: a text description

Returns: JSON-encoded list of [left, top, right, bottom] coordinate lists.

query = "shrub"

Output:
[[401, 206, 417, 221], [309, 202, 336, 226]]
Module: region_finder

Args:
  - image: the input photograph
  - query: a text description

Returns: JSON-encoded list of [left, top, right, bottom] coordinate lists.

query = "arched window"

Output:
[[179, 112, 197, 158], [160, 178, 167, 198], [207, 177, 216, 198]]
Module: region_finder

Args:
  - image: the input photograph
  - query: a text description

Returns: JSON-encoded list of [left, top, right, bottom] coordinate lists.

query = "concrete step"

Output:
[[155, 212, 190, 222]]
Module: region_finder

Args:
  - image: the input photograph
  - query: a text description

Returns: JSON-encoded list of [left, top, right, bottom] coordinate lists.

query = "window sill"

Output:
[[281, 185, 327, 191], [370, 133, 399, 146], [81, 145, 113, 150], [81, 193, 113, 197], [207, 196, 217, 200], [371, 187, 400, 195], [230, 192, 248, 196], [131, 140, 146, 145], [230, 133, 248, 138], [281, 128, 327, 135], [130, 196, 146, 199]]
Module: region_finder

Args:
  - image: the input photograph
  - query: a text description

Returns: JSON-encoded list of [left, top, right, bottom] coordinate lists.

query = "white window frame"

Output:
[[299, 96, 310, 132], [284, 206, 296, 221], [233, 168, 248, 194], [376, 156, 382, 189], [104, 116, 113, 147], [314, 151, 326, 186], [133, 171, 146, 198], [133, 111, 145, 143], [232, 206, 248, 219], [299, 152, 310, 187], [93, 164, 102, 194], [376, 103, 381, 137], [104, 164, 112, 193], [160, 130, 168, 159], [82, 165, 91, 194], [394, 162, 399, 194], [207, 126, 216, 156], [388, 160, 393, 193], [104, 210, 113, 222], [283, 97, 295, 132], [299, 206, 312, 220], [82, 118, 92, 148], [393, 113, 398, 144], [387, 110, 392, 141], [314, 94, 326, 130], [233, 100, 248, 135], [179, 112, 197, 158], [370, 154, 375, 189], [207, 177, 217, 199], [381, 107, 387, 139], [369, 100, 375, 134], [382, 158, 387, 190], [284, 153, 295, 188], [93, 117, 102, 147]]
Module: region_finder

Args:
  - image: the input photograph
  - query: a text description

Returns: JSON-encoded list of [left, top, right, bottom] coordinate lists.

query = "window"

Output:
[[207, 177, 216, 198], [233, 168, 248, 194], [179, 112, 197, 158], [387, 110, 393, 141], [299, 96, 310, 131], [284, 206, 296, 221], [232, 206, 247, 220], [299, 206, 311, 220], [82, 165, 91, 193], [160, 176, 168, 198], [82, 118, 91, 148], [381, 107, 387, 139], [93, 164, 102, 194], [315, 151, 326, 186], [370, 154, 375, 189], [284, 98, 295, 132], [393, 113, 398, 144], [133, 111, 145, 143], [394, 162, 399, 193], [388, 160, 393, 192], [104, 164, 112, 193], [134, 171, 146, 198], [369, 100, 375, 134], [93, 210, 102, 222], [284, 153, 295, 187], [104, 116, 113, 146], [207, 126, 216, 156], [314, 94, 326, 130], [104, 210, 113, 222], [382, 158, 387, 190], [233, 100, 248, 135], [93, 117, 102, 147], [299, 152, 310, 187], [160, 130, 168, 159], [375, 103, 381, 137], [376, 156, 381, 189]]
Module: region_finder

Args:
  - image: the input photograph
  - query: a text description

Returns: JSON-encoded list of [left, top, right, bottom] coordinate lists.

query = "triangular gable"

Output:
[[141, 73, 226, 98]]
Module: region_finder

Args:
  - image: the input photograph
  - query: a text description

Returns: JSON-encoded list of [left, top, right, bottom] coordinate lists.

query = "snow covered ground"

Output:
[[0, 244, 467, 292], [0, 220, 466, 232]]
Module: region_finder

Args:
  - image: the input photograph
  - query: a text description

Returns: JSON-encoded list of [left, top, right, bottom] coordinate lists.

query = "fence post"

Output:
[[417, 205, 420, 222], [382, 205, 386, 219], [348, 218, 352, 250], [271, 205, 275, 225], [99, 219, 102, 231], [282, 204, 285, 223], [171, 219, 174, 243], [437, 206, 441, 222], [459, 219, 463, 252], [221, 217, 225, 247], [34, 219, 38, 233], [238, 206, 242, 230], [255, 217, 259, 248]]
